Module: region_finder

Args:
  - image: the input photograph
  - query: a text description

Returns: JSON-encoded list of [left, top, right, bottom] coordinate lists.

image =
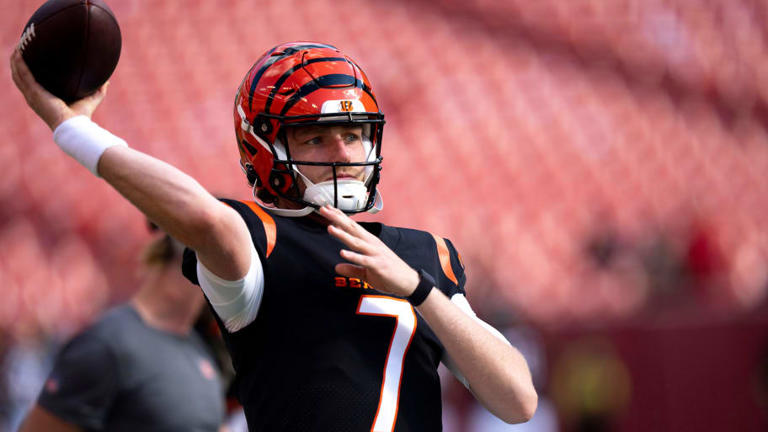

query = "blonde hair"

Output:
[[140, 234, 181, 268]]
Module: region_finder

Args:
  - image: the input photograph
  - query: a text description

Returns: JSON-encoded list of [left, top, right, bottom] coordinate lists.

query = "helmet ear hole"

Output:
[[270, 173, 285, 190], [245, 164, 260, 186], [254, 115, 274, 139]]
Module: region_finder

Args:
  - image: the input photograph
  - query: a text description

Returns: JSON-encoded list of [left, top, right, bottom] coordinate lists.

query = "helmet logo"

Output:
[[321, 99, 365, 114], [339, 100, 354, 112]]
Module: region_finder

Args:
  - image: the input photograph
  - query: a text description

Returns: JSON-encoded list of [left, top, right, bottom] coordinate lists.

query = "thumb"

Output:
[[71, 82, 108, 118]]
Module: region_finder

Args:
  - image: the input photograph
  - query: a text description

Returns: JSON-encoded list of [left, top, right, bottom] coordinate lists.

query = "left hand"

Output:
[[320, 205, 419, 297]]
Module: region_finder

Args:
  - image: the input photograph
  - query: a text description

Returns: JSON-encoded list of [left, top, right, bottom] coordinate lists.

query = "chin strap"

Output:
[[261, 205, 316, 217], [368, 190, 383, 214], [250, 182, 316, 217]]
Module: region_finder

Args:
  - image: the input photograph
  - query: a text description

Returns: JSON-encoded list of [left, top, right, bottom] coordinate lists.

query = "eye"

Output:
[[344, 132, 361, 144], [304, 136, 322, 146]]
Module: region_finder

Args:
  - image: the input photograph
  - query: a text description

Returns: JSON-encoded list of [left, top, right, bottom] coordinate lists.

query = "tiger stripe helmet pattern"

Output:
[[234, 41, 385, 214]]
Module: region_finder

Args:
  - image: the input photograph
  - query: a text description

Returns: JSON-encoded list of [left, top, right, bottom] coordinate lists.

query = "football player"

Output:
[[11, 42, 537, 431]]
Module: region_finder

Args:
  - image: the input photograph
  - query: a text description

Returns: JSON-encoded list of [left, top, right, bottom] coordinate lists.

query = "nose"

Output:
[[330, 135, 352, 162]]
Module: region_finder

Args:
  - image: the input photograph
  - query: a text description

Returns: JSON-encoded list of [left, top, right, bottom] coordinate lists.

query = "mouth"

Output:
[[325, 172, 360, 182]]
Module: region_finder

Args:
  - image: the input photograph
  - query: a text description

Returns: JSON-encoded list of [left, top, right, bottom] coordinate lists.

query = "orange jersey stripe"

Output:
[[430, 233, 458, 286], [239, 201, 277, 258]]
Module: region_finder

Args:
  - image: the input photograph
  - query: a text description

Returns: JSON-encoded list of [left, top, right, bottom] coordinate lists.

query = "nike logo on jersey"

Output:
[[334, 276, 374, 290]]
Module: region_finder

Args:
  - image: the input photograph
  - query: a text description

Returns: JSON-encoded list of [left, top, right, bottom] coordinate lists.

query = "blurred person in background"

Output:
[[0, 324, 58, 432], [18, 225, 228, 432], [551, 337, 631, 432], [11, 41, 537, 431]]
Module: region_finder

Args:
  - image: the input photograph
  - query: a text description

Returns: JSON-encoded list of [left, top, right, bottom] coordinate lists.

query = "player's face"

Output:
[[286, 124, 368, 188]]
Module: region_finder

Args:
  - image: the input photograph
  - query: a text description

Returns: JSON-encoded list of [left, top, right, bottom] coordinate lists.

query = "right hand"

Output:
[[10, 48, 107, 131]]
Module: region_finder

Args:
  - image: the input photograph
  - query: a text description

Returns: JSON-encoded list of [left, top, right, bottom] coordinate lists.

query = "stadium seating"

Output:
[[3, 0, 768, 335]]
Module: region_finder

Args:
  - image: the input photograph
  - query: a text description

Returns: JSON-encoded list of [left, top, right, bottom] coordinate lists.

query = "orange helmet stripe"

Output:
[[247, 43, 337, 112], [264, 56, 347, 114], [279, 74, 376, 116]]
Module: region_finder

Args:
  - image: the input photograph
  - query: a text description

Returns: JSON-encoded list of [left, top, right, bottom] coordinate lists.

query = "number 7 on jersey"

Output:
[[357, 295, 417, 432]]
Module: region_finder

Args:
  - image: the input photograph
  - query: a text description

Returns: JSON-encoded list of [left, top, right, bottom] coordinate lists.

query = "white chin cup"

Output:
[[303, 179, 369, 212]]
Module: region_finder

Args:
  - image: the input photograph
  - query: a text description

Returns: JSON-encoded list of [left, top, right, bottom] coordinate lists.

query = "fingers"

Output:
[[10, 48, 71, 130], [339, 248, 372, 267], [322, 205, 377, 269], [10, 49, 28, 94], [71, 81, 108, 117], [322, 204, 417, 297], [327, 224, 371, 254], [90, 81, 109, 100], [319, 205, 371, 238], [10, 49, 38, 95], [334, 262, 366, 280], [318, 205, 348, 227]]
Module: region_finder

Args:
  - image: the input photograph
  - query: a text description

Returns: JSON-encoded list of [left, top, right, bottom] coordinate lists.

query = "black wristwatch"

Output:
[[407, 269, 436, 306]]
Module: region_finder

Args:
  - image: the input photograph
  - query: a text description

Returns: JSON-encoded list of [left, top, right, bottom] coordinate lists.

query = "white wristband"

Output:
[[53, 115, 128, 176]]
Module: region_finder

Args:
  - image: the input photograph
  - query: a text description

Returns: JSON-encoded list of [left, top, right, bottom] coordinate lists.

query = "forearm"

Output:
[[97, 145, 251, 279], [416, 289, 537, 423], [98, 146, 215, 245]]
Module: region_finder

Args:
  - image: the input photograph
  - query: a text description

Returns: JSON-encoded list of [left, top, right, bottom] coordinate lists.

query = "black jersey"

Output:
[[183, 199, 466, 432]]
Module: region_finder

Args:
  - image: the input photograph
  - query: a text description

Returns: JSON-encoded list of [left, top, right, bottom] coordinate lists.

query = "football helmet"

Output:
[[234, 42, 385, 216]]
